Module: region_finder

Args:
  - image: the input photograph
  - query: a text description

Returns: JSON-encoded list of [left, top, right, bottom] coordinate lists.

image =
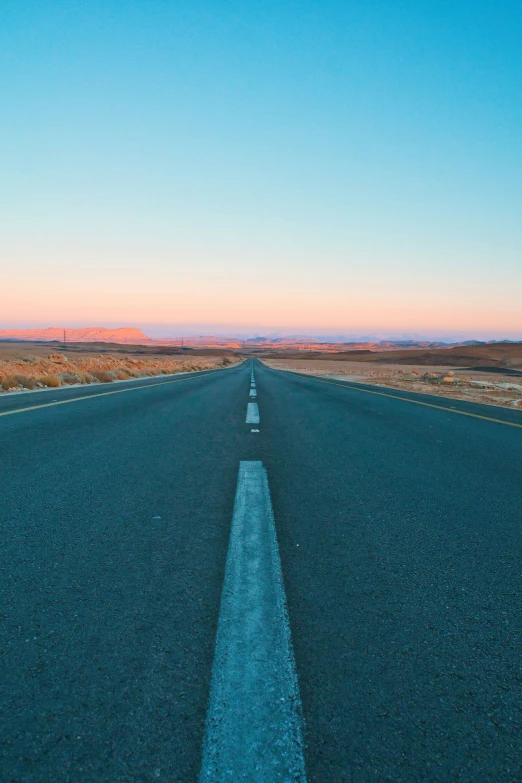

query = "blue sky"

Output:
[[1, 1, 521, 338]]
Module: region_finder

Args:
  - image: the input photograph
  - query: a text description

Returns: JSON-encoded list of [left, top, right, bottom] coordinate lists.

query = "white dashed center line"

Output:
[[246, 402, 260, 424], [199, 461, 306, 782], [249, 388, 257, 397]]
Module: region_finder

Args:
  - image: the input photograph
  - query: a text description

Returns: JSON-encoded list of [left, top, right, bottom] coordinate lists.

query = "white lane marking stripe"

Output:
[[246, 402, 260, 423], [249, 388, 257, 397], [199, 461, 306, 782]]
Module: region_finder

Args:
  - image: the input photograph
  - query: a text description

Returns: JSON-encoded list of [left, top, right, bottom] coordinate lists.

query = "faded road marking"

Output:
[[246, 402, 260, 424], [199, 461, 306, 782]]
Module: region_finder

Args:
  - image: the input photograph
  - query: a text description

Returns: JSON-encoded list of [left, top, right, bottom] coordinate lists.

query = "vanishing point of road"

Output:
[[1, 360, 520, 782]]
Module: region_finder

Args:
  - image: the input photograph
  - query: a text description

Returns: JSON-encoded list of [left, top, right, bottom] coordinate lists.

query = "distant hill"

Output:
[[0, 327, 151, 344], [363, 342, 522, 368], [1, 328, 520, 356], [265, 342, 522, 369]]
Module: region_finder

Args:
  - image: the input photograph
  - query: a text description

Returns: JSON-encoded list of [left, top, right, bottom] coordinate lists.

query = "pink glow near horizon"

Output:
[[2, 293, 521, 338], [3, 248, 520, 338]]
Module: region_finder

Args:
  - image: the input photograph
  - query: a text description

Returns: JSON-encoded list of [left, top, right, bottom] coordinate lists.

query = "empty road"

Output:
[[1, 360, 520, 782]]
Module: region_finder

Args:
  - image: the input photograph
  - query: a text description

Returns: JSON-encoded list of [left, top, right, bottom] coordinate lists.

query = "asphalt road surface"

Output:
[[1, 360, 520, 782]]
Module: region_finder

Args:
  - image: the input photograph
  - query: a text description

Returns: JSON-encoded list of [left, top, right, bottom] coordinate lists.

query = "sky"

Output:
[[1, 0, 521, 339]]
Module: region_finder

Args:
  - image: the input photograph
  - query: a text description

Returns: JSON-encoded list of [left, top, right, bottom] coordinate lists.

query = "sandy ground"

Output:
[[0, 345, 236, 393], [262, 359, 522, 410]]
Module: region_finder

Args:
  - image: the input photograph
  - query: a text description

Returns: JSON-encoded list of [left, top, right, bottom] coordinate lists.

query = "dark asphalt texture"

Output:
[[1, 360, 520, 782]]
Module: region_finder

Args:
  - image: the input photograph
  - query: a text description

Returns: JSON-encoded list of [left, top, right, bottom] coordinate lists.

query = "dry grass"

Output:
[[0, 374, 39, 390], [13, 375, 39, 390], [0, 351, 239, 394], [58, 372, 82, 385], [91, 370, 117, 383], [40, 374, 61, 388], [1, 376, 18, 390]]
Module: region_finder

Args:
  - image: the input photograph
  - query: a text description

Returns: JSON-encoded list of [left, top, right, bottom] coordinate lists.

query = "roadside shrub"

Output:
[[115, 367, 132, 380], [40, 374, 61, 388], [58, 372, 81, 385], [13, 374, 38, 390], [91, 370, 116, 383], [1, 375, 19, 390], [77, 372, 95, 384], [221, 357, 233, 366]]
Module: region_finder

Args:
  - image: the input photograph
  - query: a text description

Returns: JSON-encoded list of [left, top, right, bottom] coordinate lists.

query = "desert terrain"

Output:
[[262, 342, 522, 409], [3, 335, 522, 407], [0, 340, 239, 393]]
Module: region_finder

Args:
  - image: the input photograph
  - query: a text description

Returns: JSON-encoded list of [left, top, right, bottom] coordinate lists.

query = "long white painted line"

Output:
[[249, 388, 257, 397], [246, 402, 260, 424], [199, 461, 306, 782]]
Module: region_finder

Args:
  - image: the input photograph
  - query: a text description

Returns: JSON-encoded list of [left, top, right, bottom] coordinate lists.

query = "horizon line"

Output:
[[1, 325, 522, 345]]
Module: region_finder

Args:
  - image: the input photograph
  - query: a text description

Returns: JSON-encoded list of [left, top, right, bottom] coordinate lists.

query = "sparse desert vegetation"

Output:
[[0, 347, 238, 393]]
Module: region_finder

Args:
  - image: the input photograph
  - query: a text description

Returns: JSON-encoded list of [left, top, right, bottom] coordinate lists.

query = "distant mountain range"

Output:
[[0, 327, 520, 350], [0, 327, 150, 344]]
